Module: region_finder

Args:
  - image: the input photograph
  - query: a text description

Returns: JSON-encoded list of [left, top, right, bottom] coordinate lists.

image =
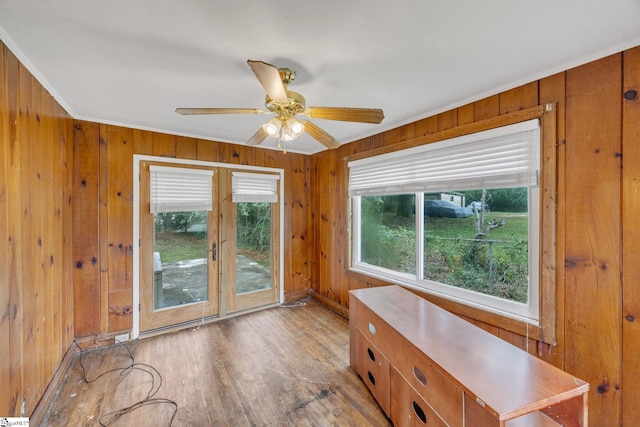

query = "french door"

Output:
[[222, 169, 280, 313], [138, 160, 280, 333], [139, 161, 219, 331]]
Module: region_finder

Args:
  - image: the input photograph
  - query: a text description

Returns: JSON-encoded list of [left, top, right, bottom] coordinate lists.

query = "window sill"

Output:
[[346, 268, 544, 342]]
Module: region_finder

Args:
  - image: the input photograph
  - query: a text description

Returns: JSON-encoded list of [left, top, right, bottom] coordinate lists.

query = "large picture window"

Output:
[[349, 119, 541, 323]]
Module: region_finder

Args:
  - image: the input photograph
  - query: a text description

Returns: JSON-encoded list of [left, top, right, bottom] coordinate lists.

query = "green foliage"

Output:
[[461, 187, 528, 212], [155, 211, 206, 232], [360, 203, 530, 302], [361, 195, 416, 273], [423, 213, 529, 302], [236, 202, 272, 251]]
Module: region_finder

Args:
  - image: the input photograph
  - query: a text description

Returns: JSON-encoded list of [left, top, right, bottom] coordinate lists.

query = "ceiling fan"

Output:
[[176, 60, 384, 151]]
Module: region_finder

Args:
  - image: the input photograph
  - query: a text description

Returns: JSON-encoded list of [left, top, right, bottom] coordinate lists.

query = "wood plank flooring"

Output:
[[41, 299, 391, 426]]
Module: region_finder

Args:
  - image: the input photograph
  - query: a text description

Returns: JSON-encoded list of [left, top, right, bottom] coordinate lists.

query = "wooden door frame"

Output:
[[138, 160, 219, 332], [132, 155, 285, 339], [222, 169, 281, 314]]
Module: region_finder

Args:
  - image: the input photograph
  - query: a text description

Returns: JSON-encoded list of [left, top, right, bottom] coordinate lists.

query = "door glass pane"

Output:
[[236, 202, 272, 295], [153, 211, 208, 309]]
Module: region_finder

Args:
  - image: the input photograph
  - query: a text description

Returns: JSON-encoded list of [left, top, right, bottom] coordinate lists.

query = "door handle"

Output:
[[211, 242, 217, 261]]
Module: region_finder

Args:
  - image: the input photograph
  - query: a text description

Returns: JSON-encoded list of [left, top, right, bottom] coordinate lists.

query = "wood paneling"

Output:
[[0, 42, 74, 417], [73, 121, 101, 336], [565, 54, 622, 425], [105, 126, 135, 332], [621, 46, 640, 427]]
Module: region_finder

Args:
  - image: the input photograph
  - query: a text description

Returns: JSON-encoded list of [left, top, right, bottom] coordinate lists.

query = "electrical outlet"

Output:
[[115, 333, 129, 343]]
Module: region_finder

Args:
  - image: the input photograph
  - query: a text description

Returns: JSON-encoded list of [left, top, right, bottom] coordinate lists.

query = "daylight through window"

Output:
[[349, 120, 541, 322]]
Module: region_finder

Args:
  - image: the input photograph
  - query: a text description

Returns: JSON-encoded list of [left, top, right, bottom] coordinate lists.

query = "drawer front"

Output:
[[355, 330, 391, 416], [463, 393, 499, 427], [390, 368, 448, 427], [394, 344, 464, 427], [352, 298, 397, 356]]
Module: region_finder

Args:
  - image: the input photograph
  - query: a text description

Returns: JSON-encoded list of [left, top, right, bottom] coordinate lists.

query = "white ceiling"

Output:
[[1, 1, 640, 154]]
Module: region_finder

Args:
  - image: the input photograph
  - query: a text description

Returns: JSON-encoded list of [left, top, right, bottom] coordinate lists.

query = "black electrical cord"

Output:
[[73, 340, 178, 426]]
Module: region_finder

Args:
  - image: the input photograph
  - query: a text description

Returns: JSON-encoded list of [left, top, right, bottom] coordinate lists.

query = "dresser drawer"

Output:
[[390, 367, 448, 427], [355, 330, 391, 416], [393, 342, 463, 427], [352, 297, 397, 356]]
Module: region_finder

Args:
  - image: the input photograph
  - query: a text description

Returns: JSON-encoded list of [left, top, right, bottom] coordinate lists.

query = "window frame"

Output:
[[346, 104, 557, 345]]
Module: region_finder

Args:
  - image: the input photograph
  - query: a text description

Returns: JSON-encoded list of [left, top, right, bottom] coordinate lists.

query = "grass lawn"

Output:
[[424, 212, 528, 239], [154, 232, 208, 263], [371, 211, 529, 302], [154, 231, 270, 267]]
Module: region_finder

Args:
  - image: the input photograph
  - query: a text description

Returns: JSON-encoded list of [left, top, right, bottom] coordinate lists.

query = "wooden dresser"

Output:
[[349, 285, 589, 426]]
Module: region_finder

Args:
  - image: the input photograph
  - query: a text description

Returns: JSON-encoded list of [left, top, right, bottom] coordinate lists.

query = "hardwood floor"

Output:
[[42, 299, 391, 426]]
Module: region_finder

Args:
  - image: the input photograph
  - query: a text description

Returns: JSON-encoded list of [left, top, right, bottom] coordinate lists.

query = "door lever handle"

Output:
[[211, 242, 217, 261]]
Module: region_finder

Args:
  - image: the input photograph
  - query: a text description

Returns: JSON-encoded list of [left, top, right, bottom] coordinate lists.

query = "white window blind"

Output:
[[348, 119, 540, 196], [149, 165, 213, 213], [232, 172, 280, 203]]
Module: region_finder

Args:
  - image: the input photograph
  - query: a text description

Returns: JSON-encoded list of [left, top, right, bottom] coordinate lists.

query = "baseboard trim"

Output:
[[309, 290, 349, 318], [30, 342, 78, 426], [284, 288, 311, 302]]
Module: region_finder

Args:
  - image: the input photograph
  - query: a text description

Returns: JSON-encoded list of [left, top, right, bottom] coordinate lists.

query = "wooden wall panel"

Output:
[[565, 54, 622, 425], [176, 135, 197, 160], [0, 42, 12, 416], [457, 104, 475, 126], [499, 81, 539, 114], [621, 46, 640, 427], [133, 128, 153, 155], [58, 101, 74, 346], [4, 46, 24, 417], [0, 46, 7, 405], [0, 41, 74, 417], [105, 126, 135, 331], [474, 94, 500, 121], [73, 121, 101, 336], [285, 152, 310, 297], [152, 132, 176, 158], [437, 109, 457, 131], [314, 150, 340, 302], [196, 138, 218, 161], [19, 65, 37, 413], [415, 115, 439, 136]]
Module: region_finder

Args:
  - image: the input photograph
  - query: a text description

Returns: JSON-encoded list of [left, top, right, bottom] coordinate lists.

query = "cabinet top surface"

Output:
[[349, 285, 589, 419]]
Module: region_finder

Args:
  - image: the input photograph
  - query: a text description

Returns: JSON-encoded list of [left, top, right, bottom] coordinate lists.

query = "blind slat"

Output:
[[348, 119, 540, 195], [150, 166, 213, 213], [232, 172, 280, 203]]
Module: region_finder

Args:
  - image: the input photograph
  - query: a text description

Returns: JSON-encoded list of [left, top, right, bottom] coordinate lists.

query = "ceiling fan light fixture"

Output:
[[286, 117, 305, 136], [281, 125, 296, 141], [263, 118, 281, 136]]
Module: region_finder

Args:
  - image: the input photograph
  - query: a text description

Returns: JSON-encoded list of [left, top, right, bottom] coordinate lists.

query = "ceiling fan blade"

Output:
[[247, 126, 269, 146], [247, 60, 289, 105], [305, 107, 384, 124], [301, 121, 339, 149], [176, 108, 265, 115]]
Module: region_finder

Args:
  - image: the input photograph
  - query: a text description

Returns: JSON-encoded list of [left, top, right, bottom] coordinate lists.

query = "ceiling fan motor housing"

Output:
[[265, 90, 306, 119]]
